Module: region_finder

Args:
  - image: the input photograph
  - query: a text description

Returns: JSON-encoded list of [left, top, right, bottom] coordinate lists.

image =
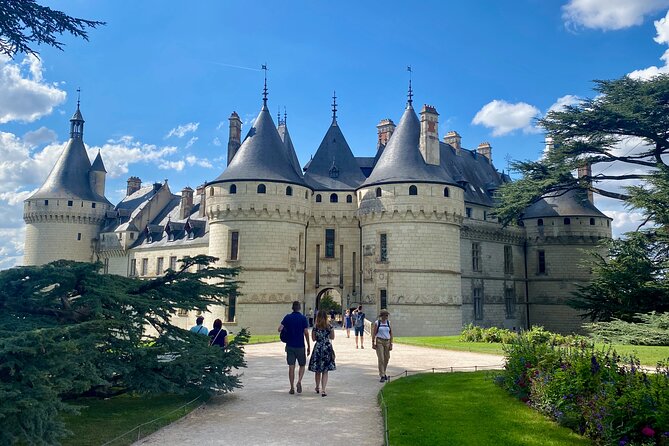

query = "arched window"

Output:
[[330, 193, 338, 203], [537, 219, 544, 226], [286, 186, 293, 196], [305, 191, 309, 199], [443, 187, 449, 197], [257, 184, 266, 194], [564, 217, 571, 225], [229, 184, 237, 194], [209, 187, 214, 197], [346, 194, 352, 203], [589, 218, 595, 225], [375, 187, 382, 198], [409, 185, 417, 195], [316, 194, 322, 203]]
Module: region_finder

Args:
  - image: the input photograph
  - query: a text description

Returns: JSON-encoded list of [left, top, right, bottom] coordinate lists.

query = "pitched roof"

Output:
[[522, 188, 609, 219], [277, 123, 303, 178], [210, 105, 307, 186], [91, 151, 107, 172], [304, 120, 366, 190], [361, 105, 455, 187]]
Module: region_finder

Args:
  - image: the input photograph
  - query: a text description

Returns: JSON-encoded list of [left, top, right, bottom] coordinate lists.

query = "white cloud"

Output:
[[562, 0, 669, 30], [472, 100, 541, 136], [185, 155, 213, 168], [629, 10, 669, 79], [185, 136, 198, 149], [547, 95, 583, 113], [158, 160, 185, 171], [89, 136, 178, 178], [212, 137, 222, 146], [23, 126, 57, 146], [165, 122, 199, 138], [0, 55, 67, 123]]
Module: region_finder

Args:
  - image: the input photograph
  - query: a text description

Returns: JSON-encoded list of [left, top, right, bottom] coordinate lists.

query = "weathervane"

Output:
[[407, 66, 413, 107], [261, 64, 268, 106], [332, 90, 337, 121], [284, 106, 287, 125], [76, 87, 81, 108]]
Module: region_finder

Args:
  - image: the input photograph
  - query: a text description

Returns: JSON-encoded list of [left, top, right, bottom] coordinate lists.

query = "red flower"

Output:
[[641, 426, 655, 437]]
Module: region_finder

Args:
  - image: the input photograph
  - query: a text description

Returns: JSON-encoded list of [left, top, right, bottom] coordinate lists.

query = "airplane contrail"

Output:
[[210, 62, 263, 72]]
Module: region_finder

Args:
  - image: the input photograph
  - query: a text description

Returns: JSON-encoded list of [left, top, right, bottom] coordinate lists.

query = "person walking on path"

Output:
[[190, 316, 209, 335], [308, 307, 314, 328], [278, 301, 311, 394], [343, 309, 353, 338], [308, 309, 336, 397], [371, 309, 393, 382], [354, 305, 366, 349], [208, 318, 228, 348]]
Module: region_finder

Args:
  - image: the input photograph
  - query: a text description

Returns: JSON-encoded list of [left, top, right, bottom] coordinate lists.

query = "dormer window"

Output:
[[329, 165, 339, 179], [67, 200, 73, 207], [168, 233, 174, 241]]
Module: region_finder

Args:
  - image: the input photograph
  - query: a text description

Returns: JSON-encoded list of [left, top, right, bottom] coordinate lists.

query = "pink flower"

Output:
[[641, 426, 655, 437]]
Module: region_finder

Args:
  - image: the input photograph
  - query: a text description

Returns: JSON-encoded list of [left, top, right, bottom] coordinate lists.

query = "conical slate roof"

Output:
[[277, 123, 303, 179], [304, 119, 366, 190], [211, 105, 307, 186], [361, 105, 455, 187], [91, 151, 107, 172], [522, 188, 609, 219]]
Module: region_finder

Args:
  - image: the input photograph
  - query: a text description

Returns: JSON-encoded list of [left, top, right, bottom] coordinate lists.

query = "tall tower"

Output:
[[227, 111, 242, 165], [356, 89, 464, 335], [23, 102, 111, 265]]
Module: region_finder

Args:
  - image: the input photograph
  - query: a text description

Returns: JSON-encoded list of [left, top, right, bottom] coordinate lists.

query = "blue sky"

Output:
[[2, 0, 669, 268]]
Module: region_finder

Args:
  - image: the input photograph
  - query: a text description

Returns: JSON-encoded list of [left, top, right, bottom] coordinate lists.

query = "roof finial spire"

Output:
[[277, 105, 281, 125], [407, 66, 413, 107], [261, 64, 268, 108], [76, 87, 81, 109], [332, 90, 337, 122], [284, 106, 287, 125]]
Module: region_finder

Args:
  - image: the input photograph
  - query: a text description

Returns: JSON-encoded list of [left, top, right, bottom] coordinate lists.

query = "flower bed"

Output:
[[497, 330, 669, 445]]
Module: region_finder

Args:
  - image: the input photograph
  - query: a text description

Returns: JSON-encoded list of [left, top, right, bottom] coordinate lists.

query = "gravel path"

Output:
[[137, 329, 505, 446]]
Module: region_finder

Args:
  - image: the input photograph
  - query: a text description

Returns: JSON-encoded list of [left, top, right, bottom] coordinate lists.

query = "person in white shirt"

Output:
[[371, 309, 393, 382]]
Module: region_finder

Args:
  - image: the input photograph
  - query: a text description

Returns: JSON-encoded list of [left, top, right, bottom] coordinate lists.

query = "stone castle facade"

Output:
[[23, 88, 612, 336]]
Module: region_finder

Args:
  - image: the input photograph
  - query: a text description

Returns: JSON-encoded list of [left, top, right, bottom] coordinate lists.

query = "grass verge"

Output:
[[245, 334, 280, 344], [394, 336, 669, 366], [381, 372, 590, 446], [61, 392, 206, 446]]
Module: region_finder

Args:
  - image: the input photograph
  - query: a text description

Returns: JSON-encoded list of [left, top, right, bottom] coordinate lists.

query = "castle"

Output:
[[22, 85, 612, 336]]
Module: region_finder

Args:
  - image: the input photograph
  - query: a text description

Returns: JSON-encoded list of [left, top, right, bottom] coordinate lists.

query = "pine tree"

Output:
[[0, 255, 246, 445]]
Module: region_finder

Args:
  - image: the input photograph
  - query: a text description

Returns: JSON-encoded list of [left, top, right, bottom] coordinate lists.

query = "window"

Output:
[[316, 194, 322, 203], [92, 203, 96, 208], [607, 220, 610, 227], [286, 186, 293, 196], [230, 231, 239, 260], [346, 194, 352, 203], [77, 233, 82, 241], [141, 258, 148, 276], [505, 288, 516, 318], [473, 287, 483, 320], [504, 245, 513, 274], [538, 250, 546, 274], [103, 258, 109, 274], [257, 184, 266, 194], [380, 289, 387, 309], [444, 187, 449, 197], [379, 233, 388, 262], [538, 219, 544, 226], [130, 233, 134, 240], [409, 185, 417, 195], [230, 184, 237, 194], [210, 187, 214, 196], [305, 191, 309, 199], [472, 242, 481, 272], [177, 308, 188, 317], [67, 200, 73, 206], [483, 210, 488, 220], [130, 259, 137, 276], [375, 187, 382, 198], [564, 217, 571, 225], [330, 193, 338, 203], [325, 229, 335, 258], [466, 207, 472, 218], [227, 292, 237, 322], [156, 257, 164, 274], [44, 199, 49, 205], [590, 218, 595, 225], [169, 256, 177, 271]]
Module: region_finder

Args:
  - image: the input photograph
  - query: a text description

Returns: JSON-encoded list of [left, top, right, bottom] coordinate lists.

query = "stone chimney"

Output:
[[444, 131, 462, 153], [180, 186, 194, 219], [376, 119, 396, 149], [126, 176, 142, 196], [419, 105, 440, 165], [196, 183, 206, 217], [227, 111, 242, 166], [477, 142, 492, 162], [578, 164, 594, 204], [544, 135, 554, 153]]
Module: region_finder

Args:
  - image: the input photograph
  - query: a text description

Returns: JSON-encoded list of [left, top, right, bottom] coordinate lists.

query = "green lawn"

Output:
[[61, 392, 205, 446], [245, 334, 280, 344], [381, 372, 591, 446], [394, 336, 669, 366]]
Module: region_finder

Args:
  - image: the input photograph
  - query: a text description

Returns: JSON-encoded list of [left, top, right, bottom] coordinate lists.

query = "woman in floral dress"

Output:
[[308, 309, 336, 396]]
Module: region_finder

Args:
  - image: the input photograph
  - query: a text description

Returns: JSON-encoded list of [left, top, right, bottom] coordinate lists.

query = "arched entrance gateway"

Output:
[[315, 288, 344, 324]]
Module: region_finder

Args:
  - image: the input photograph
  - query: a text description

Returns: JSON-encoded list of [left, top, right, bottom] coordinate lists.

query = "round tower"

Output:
[[521, 188, 612, 333], [207, 96, 311, 333], [23, 103, 112, 265], [356, 96, 465, 336]]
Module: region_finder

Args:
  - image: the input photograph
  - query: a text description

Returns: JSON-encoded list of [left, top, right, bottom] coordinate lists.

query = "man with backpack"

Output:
[[371, 309, 393, 382], [278, 301, 311, 394], [354, 305, 365, 349]]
